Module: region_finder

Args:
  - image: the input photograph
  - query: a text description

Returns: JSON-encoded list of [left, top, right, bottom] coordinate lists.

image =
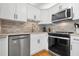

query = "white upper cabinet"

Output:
[[49, 4, 59, 15], [58, 3, 72, 11], [71, 3, 79, 20], [0, 3, 40, 22], [1, 3, 79, 22], [14, 3, 27, 22], [0, 3, 15, 20], [0, 3, 27, 22], [39, 9, 51, 24], [27, 4, 40, 21], [49, 3, 72, 14]]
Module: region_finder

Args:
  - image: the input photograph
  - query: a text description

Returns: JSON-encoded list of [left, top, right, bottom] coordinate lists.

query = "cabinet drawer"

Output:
[[71, 36, 79, 43]]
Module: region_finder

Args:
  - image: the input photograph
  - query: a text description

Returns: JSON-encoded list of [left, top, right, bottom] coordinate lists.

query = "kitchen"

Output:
[[0, 3, 79, 56]]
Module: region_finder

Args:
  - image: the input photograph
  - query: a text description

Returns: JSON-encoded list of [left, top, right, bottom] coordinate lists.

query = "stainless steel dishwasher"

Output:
[[8, 34, 30, 56]]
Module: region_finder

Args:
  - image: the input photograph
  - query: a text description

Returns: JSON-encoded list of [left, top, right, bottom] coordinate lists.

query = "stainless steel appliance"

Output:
[[48, 32, 71, 56], [52, 8, 73, 22], [8, 34, 30, 56]]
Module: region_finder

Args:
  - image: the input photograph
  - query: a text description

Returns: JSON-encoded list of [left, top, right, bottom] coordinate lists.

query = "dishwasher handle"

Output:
[[12, 37, 28, 40]]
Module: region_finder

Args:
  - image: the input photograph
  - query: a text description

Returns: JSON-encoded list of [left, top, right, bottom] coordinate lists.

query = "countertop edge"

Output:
[[0, 32, 48, 38]]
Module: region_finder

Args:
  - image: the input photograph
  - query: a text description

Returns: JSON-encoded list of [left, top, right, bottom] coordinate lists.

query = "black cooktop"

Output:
[[48, 32, 74, 38]]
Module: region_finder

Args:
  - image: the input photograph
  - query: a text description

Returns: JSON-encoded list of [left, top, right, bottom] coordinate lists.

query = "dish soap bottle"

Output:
[[48, 27, 51, 32]]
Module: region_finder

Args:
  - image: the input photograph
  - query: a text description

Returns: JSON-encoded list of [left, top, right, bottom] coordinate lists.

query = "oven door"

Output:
[[48, 36, 70, 56]]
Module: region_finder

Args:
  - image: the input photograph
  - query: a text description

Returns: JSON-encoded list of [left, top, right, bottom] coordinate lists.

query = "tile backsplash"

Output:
[[0, 20, 76, 34], [39, 24, 54, 32], [53, 20, 75, 32], [0, 20, 40, 34]]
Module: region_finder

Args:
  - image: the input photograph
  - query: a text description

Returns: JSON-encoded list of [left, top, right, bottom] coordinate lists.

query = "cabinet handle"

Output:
[[14, 14, 18, 19], [59, 5, 62, 10], [70, 44, 72, 50], [16, 14, 18, 19], [34, 15, 36, 19], [37, 39, 40, 44], [14, 14, 16, 19], [74, 39, 79, 41]]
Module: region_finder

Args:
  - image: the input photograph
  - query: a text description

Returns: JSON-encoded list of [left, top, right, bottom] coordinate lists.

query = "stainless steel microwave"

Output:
[[52, 8, 73, 22]]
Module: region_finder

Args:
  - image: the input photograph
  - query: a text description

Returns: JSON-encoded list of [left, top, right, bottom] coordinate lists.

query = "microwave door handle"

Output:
[[65, 9, 67, 18], [71, 7, 73, 18]]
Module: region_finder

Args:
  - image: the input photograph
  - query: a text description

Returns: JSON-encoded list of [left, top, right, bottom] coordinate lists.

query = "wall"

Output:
[[39, 20, 76, 33], [74, 20, 79, 33], [0, 20, 76, 33], [0, 20, 40, 34], [53, 20, 75, 32], [39, 24, 53, 32]]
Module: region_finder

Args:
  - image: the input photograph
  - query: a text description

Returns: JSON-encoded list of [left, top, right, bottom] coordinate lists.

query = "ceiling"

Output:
[[30, 3, 57, 9]]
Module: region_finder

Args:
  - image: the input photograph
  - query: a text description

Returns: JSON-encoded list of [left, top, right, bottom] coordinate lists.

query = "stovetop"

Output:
[[56, 32, 73, 34], [48, 32, 74, 38], [49, 32, 74, 34]]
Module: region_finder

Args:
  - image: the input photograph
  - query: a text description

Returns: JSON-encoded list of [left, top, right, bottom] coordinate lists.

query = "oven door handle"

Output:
[[49, 36, 69, 40]]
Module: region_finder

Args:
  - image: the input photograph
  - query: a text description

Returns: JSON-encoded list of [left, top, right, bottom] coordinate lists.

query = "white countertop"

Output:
[[70, 33, 79, 36], [0, 32, 48, 38]]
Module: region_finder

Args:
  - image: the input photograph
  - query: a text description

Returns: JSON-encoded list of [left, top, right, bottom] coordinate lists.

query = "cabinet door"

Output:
[[30, 34, 41, 55], [58, 3, 72, 11], [15, 3, 27, 22], [0, 3, 15, 20], [33, 8, 40, 21], [30, 33, 48, 55], [39, 33, 48, 50], [40, 10, 51, 24], [27, 4, 40, 21], [71, 43, 79, 56], [71, 3, 79, 20], [0, 37, 8, 56], [27, 4, 34, 20]]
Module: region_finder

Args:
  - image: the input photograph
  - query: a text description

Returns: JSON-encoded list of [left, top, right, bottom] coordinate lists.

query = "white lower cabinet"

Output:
[[71, 43, 79, 56], [30, 33, 48, 55], [70, 35, 79, 56], [0, 37, 8, 56]]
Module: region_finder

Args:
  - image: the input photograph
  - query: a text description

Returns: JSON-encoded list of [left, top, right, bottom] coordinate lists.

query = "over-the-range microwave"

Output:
[[52, 8, 73, 22]]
